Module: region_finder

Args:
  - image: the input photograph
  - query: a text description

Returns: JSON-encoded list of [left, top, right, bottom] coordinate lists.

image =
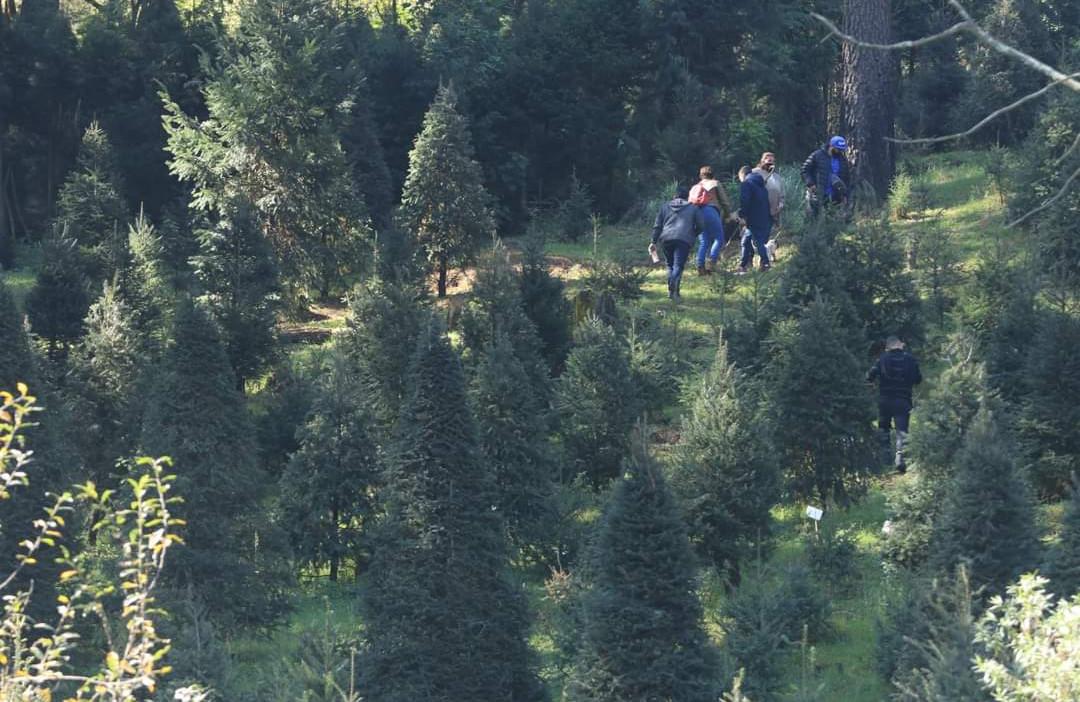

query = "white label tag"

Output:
[[805, 506, 824, 521]]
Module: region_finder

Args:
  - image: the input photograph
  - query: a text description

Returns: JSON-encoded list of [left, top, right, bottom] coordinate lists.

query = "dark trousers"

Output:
[[740, 223, 771, 267], [878, 397, 912, 433], [662, 240, 690, 295]]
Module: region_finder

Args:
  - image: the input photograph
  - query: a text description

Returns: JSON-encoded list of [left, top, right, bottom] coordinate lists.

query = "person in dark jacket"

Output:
[[801, 136, 852, 216], [867, 336, 923, 471], [735, 166, 771, 273], [651, 185, 704, 299]]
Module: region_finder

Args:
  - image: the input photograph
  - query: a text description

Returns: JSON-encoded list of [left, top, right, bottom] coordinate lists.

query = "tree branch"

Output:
[[809, 12, 972, 50], [887, 73, 1080, 145], [1054, 131, 1080, 168], [1008, 163, 1080, 228]]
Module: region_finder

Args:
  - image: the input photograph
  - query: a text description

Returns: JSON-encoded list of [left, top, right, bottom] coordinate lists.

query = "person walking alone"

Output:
[[867, 336, 923, 472], [801, 136, 851, 216], [736, 166, 771, 274], [650, 184, 704, 300]]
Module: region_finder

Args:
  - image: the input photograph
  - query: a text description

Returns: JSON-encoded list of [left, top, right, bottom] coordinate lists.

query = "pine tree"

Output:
[[25, 231, 91, 356], [767, 294, 874, 503], [54, 121, 129, 276], [66, 280, 142, 485], [929, 408, 1039, 597], [341, 276, 427, 432], [360, 319, 545, 702], [470, 332, 557, 556], [161, 0, 370, 301], [280, 353, 378, 582], [519, 234, 572, 373], [140, 299, 289, 625], [192, 205, 280, 391], [1045, 481, 1080, 598], [399, 83, 495, 298], [119, 208, 174, 344], [669, 338, 779, 581], [1018, 310, 1080, 497], [555, 316, 641, 487], [566, 448, 721, 701]]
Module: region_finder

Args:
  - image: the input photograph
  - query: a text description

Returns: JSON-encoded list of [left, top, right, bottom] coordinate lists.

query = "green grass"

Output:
[[0, 243, 42, 310]]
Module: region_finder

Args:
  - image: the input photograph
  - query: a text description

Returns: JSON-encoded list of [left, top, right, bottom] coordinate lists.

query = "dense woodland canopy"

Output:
[[2, 0, 1080, 699]]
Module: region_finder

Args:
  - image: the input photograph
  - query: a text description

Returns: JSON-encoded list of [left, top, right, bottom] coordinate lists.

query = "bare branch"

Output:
[[809, 12, 972, 51], [887, 73, 1080, 145], [948, 0, 1080, 93], [1054, 132, 1080, 168], [1008, 163, 1080, 228]]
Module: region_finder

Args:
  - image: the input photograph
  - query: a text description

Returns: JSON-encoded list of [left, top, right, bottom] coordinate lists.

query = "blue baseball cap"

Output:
[[829, 136, 848, 151]]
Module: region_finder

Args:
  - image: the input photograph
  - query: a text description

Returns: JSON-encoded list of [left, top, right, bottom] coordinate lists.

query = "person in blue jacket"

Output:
[[650, 184, 704, 300], [736, 166, 772, 274]]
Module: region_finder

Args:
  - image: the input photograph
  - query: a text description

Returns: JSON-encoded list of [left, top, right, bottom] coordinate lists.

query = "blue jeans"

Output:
[[662, 240, 690, 295], [740, 222, 771, 268], [696, 206, 725, 267]]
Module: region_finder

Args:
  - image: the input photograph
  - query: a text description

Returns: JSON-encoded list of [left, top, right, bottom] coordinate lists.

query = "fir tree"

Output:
[[192, 205, 280, 391], [519, 234, 572, 373], [555, 316, 641, 487], [360, 319, 545, 702], [669, 338, 779, 581], [1018, 310, 1080, 497], [140, 299, 289, 625], [280, 353, 378, 582], [161, 0, 370, 301], [54, 121, 129, 275], [470, 332, 557, 556], [118, 208, 174, 345], [767, 294, 874, 503], [459, 243, 550, 403], [25, 231, 91, 356], [929, 408, 1039, 597], [398, 83, 495, 298], [343, 86, 394, 230], [341, 275, 426, 432], [66, 280, 141, 485], [1044, 479, 1080, 598], [566, 448, 721, 701]]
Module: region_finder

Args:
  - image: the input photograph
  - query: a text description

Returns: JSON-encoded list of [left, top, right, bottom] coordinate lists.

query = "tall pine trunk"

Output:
[[842, 0, 897, 201], [437, 257, 448, 298], [0, 144, 14, 269]]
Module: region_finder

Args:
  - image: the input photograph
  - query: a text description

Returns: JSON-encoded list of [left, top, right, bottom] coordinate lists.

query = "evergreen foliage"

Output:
[[54, 121, 129, 274], [140, 299, 289, 625], [192, 205, 280, 390], [161, 0, 371, 300], [1018, 309, 1080, 497], [519, 234, 572, 373], [398, 83, 495, 298], [565, 448, 721, 702], [553, 172, 594, 242], [470, 332, 557, 556], [341, 276, 427, 432], [25, 231, 91, 354], [555, 316, 641, 487], [119, 208, 174, 344], [669, 338, 779, 580], [767, 294, 874, 503], [1044, 480, 1080, 598], [929, 408, 1039, 597], [280, 353, 378, 582], [361, 319, 545, 702], [66, 280, 142, 485]]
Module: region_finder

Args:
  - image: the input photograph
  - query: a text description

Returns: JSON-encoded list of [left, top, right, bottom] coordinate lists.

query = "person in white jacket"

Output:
[[751, 152, 784, 227]]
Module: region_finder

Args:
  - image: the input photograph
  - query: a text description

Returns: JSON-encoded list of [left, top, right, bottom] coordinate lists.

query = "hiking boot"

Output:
[[760, 262, 771, 272], [735, 265, 749, 275], [697, 265, 707, 276]]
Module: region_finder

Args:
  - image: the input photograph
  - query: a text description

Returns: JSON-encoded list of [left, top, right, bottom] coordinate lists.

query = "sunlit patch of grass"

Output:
[[0, 243, 42, 311]]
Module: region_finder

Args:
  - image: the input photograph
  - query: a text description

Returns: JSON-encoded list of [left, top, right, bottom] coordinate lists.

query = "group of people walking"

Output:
[[650, 136, 852, 300]]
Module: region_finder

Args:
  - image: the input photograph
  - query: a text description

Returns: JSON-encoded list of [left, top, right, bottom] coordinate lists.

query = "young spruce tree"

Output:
[[519, 234, 572, 373], [361, 319, 545, 702], [929, 407, 1039, 597], [470, 331, 557, 555], [566, 447, 721, 701], [399, 83, 495, 298], [280, 352, 378, 582], [555, 316, 641, 487], [767, 294, 874, 502], [140, 299, 288, 625], [25, 231, 91, 356], [1043, 480, 1080, 598], [669, 338, 779, 582]]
